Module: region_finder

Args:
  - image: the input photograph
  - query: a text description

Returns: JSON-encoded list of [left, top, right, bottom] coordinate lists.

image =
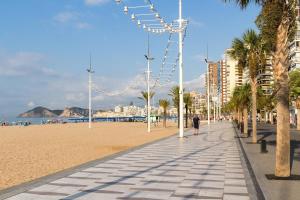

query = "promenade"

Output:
[[2, 122, 256, 200]]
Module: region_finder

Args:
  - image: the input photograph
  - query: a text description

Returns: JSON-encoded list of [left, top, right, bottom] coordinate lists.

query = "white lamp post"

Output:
[[178, 0, 184, 138], [145, 34, 154, 133], [205, 58, 210, 125], [87, 55, 94, 129]]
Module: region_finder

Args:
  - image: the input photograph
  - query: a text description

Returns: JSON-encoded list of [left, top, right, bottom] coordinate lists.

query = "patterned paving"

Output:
[[5, 122, 251, 200]]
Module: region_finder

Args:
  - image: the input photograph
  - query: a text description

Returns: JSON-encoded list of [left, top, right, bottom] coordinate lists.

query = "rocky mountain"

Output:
[[18, 106, 59, 118], [59, 107, 89, 118], [18, 107, 88, 118]]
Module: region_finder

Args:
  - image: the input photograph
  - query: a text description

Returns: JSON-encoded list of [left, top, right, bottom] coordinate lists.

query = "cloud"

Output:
[[76, 22, 92, 29], [27, 101, 35, 108], [65, 92, 86, 102], [0, 51, 58, 77], [53, 11, 92, 29], [54, 11, 78, 23], [84, 0, 110, 6], [184, 74, 206, 92], [188, 18, 204, 28], [193, 54, 206, 63]]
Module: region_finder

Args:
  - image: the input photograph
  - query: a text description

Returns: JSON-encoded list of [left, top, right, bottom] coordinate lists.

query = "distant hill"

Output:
[[18, 107, 88, 118], [18, 106, 58, 118], [52, 110, 64, 116], [59, 107, 89, 118]]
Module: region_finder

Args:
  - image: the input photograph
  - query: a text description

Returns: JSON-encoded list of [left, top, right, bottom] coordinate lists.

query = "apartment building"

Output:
[[289, 2, 300, 71], [257, 57, 274, 95], [224, 49, 243, 101], [220, 60, 228, 106]]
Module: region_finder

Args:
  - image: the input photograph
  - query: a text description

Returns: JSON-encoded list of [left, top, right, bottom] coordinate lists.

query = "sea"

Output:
[[1, 117, 69, 125], [0, 116, 149, 125]]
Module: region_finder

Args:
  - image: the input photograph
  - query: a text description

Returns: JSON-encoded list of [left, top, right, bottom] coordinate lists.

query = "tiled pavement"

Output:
[[4, 122, 254, 200]]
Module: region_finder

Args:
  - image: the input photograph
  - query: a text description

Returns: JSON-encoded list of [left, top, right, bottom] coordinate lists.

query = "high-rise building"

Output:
[[289, 2, 300, 70], [207, 62, 219, 99], [220, 60, 228, 106], [190, 91, 207, 115], [257, 57, 274, 95], [224, 49, 243, 101]]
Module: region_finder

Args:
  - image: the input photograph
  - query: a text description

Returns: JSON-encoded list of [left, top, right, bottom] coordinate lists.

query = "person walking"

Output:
[[192, 115, 200, 135]]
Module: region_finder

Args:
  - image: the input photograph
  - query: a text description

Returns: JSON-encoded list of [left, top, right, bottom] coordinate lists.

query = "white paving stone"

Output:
[[4, 122, 253, 200]]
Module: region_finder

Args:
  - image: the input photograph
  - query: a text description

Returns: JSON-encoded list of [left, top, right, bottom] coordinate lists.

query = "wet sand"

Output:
[[0, 122, 178, 190]]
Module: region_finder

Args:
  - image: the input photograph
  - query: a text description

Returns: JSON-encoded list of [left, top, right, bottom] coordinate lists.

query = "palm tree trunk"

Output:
[[177, 106, 179, 128], [270, 111, 274, 125], [163, 111, 167, 128], [296, 99, 300, 131], [185, 106, 188, 128], [251, 79, 257, 143], [237, 109, 240, 128], [274, 22, 290, 177], [243, 107, 248, 137], [297, 109, 300, 131]]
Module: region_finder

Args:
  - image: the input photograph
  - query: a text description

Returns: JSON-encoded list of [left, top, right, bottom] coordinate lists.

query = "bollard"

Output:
[[261, 140, 268, 153]]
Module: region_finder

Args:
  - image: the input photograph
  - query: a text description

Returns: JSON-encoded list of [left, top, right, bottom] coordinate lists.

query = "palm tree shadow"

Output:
[[266, 140, 300, 170]]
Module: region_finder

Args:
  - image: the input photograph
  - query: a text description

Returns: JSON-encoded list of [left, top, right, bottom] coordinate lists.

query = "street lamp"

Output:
[[87, 55, 95, 129], [115, 0, 187, 138], [145, 34, 154, 133], [205, 58, 210, 125], [178, 0, 184, 138]]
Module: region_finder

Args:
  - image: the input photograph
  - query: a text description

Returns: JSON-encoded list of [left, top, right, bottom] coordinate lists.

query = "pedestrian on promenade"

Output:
[[192, 115, 200, 135]]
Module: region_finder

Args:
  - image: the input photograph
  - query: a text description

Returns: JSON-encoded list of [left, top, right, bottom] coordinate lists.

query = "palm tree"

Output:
[[169, 86, 180, 128], [232, 84, 251, 136], [232, 86, 243, 128], [229, 29, 265, 143], [290, 69, 300, 130], [138, 91, 155, 119], [239, 84, 251, 136], [224, 0, 296, 177], [159, 99, 170, 128], [184, 93, 193, 128], [138, 91, 155, 103]]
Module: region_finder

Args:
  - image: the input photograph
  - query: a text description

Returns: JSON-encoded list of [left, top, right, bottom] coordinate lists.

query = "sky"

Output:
[[0, 0, 260, 117]]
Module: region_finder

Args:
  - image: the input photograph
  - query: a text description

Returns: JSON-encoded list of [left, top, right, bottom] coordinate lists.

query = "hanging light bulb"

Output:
[[150, 4, 155, 11], [137, 20, 141, 26], [155, 13, 160, 19], [124, 6, 128, 14], [131, 14, 136, 21]]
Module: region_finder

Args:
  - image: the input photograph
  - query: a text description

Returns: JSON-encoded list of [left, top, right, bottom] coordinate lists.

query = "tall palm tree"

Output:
[[239, 84, 251, 136], [184, 93, 193, 128], [229, 29, 265, 143], [138, 91, 155, 118], [224, 0, 296, 177], [169, 86, 180, 128], [290, 69, 300, 130], [232, 86, 243, 127], [159, 99, 170, 128]]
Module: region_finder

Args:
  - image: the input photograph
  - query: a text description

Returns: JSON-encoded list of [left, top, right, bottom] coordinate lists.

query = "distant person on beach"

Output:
[[192, 115, 200, 135]]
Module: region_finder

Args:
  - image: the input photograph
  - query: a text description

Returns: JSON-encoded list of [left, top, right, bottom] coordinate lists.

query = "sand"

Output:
[[0, 122, 178, 190]]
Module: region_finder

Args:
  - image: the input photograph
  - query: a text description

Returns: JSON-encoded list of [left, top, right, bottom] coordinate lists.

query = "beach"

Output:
[[0, 122, 178, 190]]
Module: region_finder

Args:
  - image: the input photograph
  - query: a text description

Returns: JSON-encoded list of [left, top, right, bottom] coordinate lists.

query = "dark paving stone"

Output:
[[171, 194, 218, 199], [94, 181, 135, 186], [25, 191, 69, 196], [79, 189, 123, 194], [47, 183, 87, 187], [130, 188, 175, 192], [67, 176, 101, 180]]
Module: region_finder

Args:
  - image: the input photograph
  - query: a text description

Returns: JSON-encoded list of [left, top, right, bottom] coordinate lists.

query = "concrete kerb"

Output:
[[233, 123, 266, 200], [0, 131, 180, 200]]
